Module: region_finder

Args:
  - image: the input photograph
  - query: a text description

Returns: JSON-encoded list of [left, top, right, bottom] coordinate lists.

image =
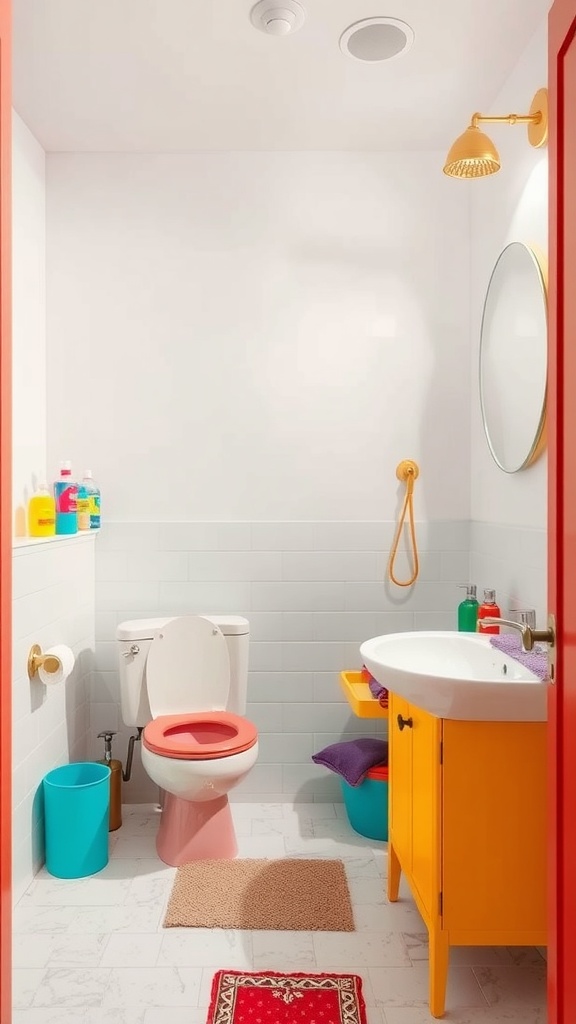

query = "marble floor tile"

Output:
[[66, 901, 165, 934], [12, 904, 78, 934], [472, 963, 547, 1008], [84, 1010, 147, 1024], [120, 806, 162, 837], [13, 1010, 91, 1024], [16, 933, 109, 970], [124, 862, 176, 907], [403, 936, 533, 967], [284, 802, 337, 820], [343, 853, 382, 880], [347, 876, 388, 906], [158, 928, 253, 969], [12, 969, 49, 1009], [235, 834, 287, 858], [284, 835, 370, 858], [102, 966, 202, 1009], [313, 931, 411, 969], [251, 815, 314, 837], [100, 933, 164, 968], [369, 963, 487, 1010], [231, 801, 285, 819], [19, 875, 133, 907], [382, 1008, 547, 1024], [12, 802, 549, 1023], [144, 1010, 207, 1024], [365, 1010, 386, 1024], [313, 817, 384, 843], [251, 929, 317, 969], [32, 967, 112, 1008], [110, 836, 160, 859]]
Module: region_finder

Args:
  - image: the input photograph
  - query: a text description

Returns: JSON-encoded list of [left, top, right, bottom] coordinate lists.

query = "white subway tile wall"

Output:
[[469, 521, 547, 627], [93, 520, 470, 803], [12, 535, 96, 904]]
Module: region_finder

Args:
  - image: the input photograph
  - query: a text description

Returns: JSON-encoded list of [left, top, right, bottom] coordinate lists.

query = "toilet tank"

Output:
[[116, 614, 250, 727]]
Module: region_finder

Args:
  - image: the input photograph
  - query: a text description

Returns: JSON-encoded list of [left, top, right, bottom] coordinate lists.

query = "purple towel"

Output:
[[489, 633, 548, 680], [362, 666, 388, 704], [312, 737, 388, 787]]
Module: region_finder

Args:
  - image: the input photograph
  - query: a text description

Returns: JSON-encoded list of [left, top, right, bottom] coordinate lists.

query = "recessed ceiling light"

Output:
[[339, 17, 414, 63], [250, 0, 306, 37]]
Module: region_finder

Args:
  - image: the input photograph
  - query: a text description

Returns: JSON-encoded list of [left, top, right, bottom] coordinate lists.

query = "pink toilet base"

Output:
[[155, 792, 238, 866]]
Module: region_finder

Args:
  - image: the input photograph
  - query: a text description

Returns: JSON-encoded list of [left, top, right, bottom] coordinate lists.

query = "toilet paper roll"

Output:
[[38, 645, 75, 686]]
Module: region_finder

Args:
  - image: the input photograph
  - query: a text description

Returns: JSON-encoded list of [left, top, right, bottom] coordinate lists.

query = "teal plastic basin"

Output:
[[43, 762, 111, 878], [340, 764, 388, 841]]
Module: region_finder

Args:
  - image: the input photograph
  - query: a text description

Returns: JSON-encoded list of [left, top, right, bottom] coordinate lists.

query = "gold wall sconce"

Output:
[[443, 87, 548, 178], [27, 644, 61, 680]]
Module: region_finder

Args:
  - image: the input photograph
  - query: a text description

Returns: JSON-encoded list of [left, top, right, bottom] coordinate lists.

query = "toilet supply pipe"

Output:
[[387, 459, 420, 587], [95, 727, 143, 832], [97, 731, 123, 831]]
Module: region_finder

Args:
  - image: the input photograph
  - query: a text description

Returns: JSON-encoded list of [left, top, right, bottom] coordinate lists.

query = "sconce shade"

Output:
[[443, 125, 501, 178]]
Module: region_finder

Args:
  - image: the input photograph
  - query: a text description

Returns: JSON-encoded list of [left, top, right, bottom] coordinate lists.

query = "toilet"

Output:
[[116, 614, 258, 865]]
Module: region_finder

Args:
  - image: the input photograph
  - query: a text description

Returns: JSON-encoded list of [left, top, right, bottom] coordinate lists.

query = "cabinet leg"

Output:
[[429, 928, 449, 1018], [387, 842, 401, 902]]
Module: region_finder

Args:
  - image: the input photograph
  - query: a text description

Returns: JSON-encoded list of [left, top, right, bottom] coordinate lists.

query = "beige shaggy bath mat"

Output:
[[163, 858, 355, 931]]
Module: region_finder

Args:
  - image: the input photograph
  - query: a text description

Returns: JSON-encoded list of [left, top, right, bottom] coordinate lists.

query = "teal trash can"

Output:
[[43, 762, 111, 878], [341, 764, 388, 841]]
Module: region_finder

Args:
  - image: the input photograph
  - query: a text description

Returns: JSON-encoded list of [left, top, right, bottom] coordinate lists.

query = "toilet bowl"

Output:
[[117, 614, 258, 865]]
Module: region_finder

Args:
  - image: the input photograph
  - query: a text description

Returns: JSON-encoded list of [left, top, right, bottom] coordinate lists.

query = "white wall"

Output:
[[44, 151, 474, 799], [46, 152, 471, 522], [469, 21, 548, 620], [12, 536, 95, 903], [12, 113, 46, 536]]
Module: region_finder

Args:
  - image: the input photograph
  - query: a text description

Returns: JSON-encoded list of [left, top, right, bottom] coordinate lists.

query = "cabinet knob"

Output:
[[397, 714, 413, 731]]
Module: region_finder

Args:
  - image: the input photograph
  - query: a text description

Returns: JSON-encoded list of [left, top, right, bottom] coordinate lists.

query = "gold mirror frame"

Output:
[[479, 241, 548, 474]]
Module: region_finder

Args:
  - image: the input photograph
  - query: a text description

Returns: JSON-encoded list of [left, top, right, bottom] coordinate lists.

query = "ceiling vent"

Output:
[[250, 0, 306, 36], [339, 17, 414, 62]]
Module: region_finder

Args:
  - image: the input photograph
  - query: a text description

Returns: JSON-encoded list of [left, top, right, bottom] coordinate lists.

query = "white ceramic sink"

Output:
[[359, 631, 548, 722]]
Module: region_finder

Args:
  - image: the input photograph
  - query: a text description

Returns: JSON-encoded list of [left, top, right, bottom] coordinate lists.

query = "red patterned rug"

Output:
[[206, 970, 367, 1024]]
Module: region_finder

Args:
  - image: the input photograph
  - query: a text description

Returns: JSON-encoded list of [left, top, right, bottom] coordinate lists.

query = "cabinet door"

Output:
[[410, 703, 441, 918], [389, 693, 412, 871]]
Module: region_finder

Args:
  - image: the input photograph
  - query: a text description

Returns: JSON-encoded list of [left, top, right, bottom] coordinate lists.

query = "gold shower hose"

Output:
[[387, 459, 420, 587]]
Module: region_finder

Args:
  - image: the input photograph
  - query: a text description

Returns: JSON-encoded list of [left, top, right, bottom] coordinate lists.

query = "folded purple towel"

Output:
[[312, 737, 388, 787], [368, 675, 386, 700], [362, 665, 388, 704], [489, 633, 548, 680]]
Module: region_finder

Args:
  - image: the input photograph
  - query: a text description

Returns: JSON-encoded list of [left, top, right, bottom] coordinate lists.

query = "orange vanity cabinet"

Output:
[[387, 692, 547, 1018]]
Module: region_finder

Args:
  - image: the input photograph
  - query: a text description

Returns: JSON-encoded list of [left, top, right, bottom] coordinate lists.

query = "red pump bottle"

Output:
[[477, 589, 501, 634]]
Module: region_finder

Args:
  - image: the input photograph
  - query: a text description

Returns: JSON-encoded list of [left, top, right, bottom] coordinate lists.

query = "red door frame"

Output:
[[0, 3, 573, 1023], [548, 2, 576, 1021], [0, 0, 10, 1019]]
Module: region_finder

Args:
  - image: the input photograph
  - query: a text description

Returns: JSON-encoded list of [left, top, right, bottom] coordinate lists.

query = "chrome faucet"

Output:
[[482, 615, 555, 652]]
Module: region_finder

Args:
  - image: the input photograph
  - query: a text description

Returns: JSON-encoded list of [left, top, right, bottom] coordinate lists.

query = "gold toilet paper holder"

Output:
[[27, 644, 61, 680]]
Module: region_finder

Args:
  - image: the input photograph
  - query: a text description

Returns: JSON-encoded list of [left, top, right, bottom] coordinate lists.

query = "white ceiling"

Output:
[[13, 0, 550, 152]]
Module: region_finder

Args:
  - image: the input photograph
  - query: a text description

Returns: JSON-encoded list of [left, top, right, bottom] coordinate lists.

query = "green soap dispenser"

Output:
[[458, 584, 479, 632]]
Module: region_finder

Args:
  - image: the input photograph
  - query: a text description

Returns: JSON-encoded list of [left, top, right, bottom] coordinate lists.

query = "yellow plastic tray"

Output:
[[340, 670, 389, 719]]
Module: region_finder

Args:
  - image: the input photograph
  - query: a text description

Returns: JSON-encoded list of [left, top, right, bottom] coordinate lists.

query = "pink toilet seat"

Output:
[[143, 710, 257, 760]]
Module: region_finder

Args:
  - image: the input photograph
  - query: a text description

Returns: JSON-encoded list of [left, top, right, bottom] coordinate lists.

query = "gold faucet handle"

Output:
[[481, 615, 556, 653]]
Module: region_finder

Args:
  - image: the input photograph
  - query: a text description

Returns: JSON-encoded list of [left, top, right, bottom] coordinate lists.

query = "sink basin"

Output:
[[359, 631, 548, 722]]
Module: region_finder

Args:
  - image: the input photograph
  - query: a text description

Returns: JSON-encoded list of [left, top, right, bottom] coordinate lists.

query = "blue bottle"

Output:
[[81, 470, 101, 529], [54, 461, 78, 535]]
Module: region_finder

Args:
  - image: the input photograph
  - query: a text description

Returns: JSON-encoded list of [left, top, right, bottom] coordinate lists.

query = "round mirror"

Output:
[[479, 241, 548, 473]]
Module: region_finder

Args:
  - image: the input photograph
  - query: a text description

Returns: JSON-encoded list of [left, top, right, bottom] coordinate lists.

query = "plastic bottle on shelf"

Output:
[[28, 484, 56, 538], [477, 589, 501, 634], [81, 470, 101, 529], [76, 479, 91, 531], [54, 461, 78, 535]]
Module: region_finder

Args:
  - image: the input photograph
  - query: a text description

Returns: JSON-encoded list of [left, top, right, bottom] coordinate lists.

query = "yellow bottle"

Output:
[[28, 485, 56, 538]]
